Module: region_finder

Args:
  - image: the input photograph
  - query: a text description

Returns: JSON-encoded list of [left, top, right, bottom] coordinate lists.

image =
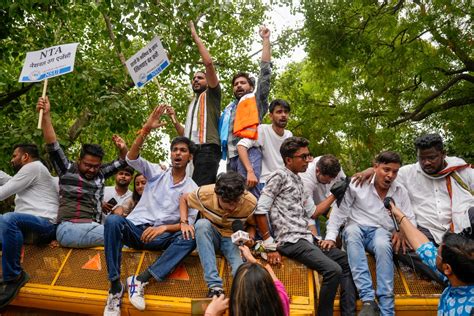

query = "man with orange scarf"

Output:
[[219, 26, 272, 178]]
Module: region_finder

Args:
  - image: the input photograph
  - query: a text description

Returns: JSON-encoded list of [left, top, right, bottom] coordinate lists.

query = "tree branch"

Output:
[[0, 83, 36, 108], [101, 11, 128, 70], [388, 96, 474, 127]]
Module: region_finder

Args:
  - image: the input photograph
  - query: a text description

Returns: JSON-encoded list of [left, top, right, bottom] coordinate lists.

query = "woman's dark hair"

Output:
[[230, 262, 285, 316], [441, 232, 474, 284], [214, 171, 245, 201], [132, 173, 146, 204]]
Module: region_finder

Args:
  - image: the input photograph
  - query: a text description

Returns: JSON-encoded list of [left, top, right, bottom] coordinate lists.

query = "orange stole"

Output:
[[233, 95, 259, 140]]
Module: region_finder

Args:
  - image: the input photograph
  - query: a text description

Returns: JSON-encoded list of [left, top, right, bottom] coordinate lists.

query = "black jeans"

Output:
[[192, 144, 221, 186], [278, 239, 356, 316]]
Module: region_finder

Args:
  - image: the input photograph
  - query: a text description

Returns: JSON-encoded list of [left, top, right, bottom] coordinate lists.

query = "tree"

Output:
[[274, 0, 473, 172], [0, 1, 285, 173]]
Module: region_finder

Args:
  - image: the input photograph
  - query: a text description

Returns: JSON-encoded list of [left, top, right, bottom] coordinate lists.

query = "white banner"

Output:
[[18, 43, 79, 82], [125, 37, 170, 88]]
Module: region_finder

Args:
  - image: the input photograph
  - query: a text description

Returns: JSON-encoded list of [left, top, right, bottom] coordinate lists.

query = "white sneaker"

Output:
[[104, 283, 124, 316], [127, 275, 148, 311]]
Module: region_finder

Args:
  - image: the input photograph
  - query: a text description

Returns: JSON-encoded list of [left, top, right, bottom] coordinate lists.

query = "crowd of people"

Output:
[[0, 22, 473, 316]]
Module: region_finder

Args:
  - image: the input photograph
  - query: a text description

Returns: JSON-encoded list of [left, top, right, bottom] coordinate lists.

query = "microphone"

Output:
[[383, 197, 399, 232], [231, 220, 250, 262]]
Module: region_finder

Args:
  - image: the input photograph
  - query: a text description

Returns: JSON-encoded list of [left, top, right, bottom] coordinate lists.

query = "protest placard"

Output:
[[18, 43, 79, 82], [125, 37, 170, 88]]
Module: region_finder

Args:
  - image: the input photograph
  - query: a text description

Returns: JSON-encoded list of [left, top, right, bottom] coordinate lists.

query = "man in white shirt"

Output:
[[321, 151, 416, 316], [353, 133, 473, 285], [102, 165, 133, 219], [0, 144, 59, 308], [237, 99, 292, 198], [103, 106, 198, 316], [300, 155, 346, 236]]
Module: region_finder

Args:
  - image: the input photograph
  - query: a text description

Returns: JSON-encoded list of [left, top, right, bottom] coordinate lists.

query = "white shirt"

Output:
[[397, 156, 474, 244], [126, 156, 198, 227], [326, 176, 415, 242], [237, 124, 292, 183], [0, 161, 59, 223], [103, 186, 132, 208], [300, 157, 346, 206]]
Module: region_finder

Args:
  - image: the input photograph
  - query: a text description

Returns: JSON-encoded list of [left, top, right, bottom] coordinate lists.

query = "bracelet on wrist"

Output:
[[398, 215, 406, 225], [180, 219, 189, 224]]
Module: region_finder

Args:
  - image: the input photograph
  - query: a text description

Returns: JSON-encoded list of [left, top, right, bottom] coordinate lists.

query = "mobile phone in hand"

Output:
[[107, 198, 118, 207]]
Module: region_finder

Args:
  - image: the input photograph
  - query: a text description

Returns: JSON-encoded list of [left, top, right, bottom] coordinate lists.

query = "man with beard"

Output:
[[37, 97, 128, 248], [255, 137, 357, 316], [103, 105, 198, 315], [220, 26, 271, 171], [101, 165, 134, 219], [0, 144, 59, 308], [321, 151, 415, 316], [353, 133, 474, 285], [236, 99, 292, 198], [166, 21, 221, 186]]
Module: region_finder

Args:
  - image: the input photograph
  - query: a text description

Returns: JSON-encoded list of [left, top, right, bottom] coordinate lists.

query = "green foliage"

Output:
[[0, 0, 283, 172], [275, 0, 473, 174]]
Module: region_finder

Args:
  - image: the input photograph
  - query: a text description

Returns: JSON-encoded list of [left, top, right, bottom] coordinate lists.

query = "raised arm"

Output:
[[36, 96, 57, 144], [390, 202, 429, 251], [165, 106, 185, 136], [260, 25, 271, 63], [127, 105, 166, 161], [189, 21, 218, 88]]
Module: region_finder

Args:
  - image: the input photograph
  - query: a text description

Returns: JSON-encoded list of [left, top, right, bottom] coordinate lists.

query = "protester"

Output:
[[321, 151, 415, 316], [37, 96, 128, 248], [300, 154, 346, 236], [113, 173, 147, 217], [221, 26, 271, 168], [255, 137, 356, 316], [353, 133, 473, 284], [388, 201, 474, 315], [101, 165, 133, 220], [167, 21, 221, 186], [237, 99, 292, 198], [204, 245, 290, 316], [103, 105, 198, 315], [180, 171, 256, 297], [0, 144, 59, 308]]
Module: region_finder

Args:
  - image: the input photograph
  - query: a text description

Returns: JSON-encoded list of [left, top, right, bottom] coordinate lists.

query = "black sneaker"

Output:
[[358, 300, 380, 316], [0, 271, 30, 308], [207, 286, 224, 298]]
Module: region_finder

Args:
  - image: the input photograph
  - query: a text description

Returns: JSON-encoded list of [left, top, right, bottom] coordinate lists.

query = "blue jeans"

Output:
[[343, 224, 394, 316], [194, 219, 243, 288], [0, 213, 56, 281], [228, 147, 262, 199], [104, 215, 196, 282], [56, 221, 104, 248]]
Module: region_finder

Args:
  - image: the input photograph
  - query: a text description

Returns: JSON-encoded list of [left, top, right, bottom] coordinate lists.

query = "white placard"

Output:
[[18, 43, 79, 82], [125, 37, 170, 88]]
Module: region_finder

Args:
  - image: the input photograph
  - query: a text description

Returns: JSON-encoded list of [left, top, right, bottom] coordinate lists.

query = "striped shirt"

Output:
[[187, 184, 257, 237], [46, 141, 126, 223]]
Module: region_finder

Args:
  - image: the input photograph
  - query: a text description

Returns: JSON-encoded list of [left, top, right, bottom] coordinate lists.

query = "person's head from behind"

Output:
[[232, 72, 255, 100], [115, 165, 134, 188], [414, 133, 445, 175], [132, 173, 147, 203], [437, 232, 474, 284], [78, 144, 104, 180], [230, 262, 285, 316], [373, 151, 402, 191], [269, 99, 290, 129], [280, 137, 311, 174], [316, 154, 341, 184], [215, 171, 245, 213], [192, 70, 207, 94], [170, 136, 195, 170], [11, 144, 40, 173]]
